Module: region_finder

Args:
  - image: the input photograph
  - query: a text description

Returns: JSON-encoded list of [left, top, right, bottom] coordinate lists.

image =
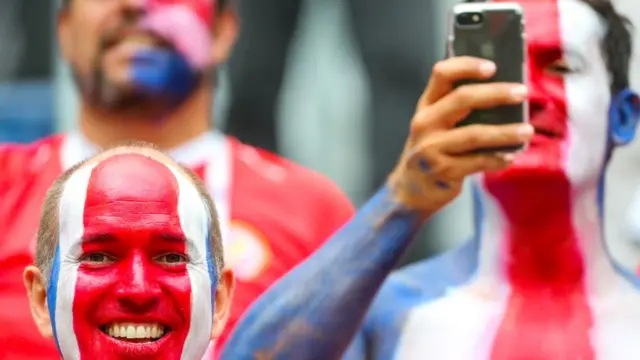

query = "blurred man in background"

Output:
[[0, 0, 353, 357], [225, 0, 435, 193]]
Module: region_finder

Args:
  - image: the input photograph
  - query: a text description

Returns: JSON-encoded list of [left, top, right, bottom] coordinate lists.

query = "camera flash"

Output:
[[472, 14, 480, 22]]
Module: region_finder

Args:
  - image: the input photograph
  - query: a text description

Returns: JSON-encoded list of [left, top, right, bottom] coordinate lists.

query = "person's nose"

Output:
[[528, 83, 547, 117], [119, 0, 147, 21], [114, 254, 162, 311]]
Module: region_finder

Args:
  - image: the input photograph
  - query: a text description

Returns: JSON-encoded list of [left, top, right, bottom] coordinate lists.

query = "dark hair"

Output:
[[464, 0, 632, 94]]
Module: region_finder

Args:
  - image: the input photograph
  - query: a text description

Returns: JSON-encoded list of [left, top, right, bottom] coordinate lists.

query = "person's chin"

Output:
[[95, 80, 154, 111], [484, 134, 569, 185]]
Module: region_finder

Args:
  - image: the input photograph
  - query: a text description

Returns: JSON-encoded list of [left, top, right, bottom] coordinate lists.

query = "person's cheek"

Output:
[[160, 273, 194, 326], [73, 271, 119, 356], [142, 3, 213, 69]]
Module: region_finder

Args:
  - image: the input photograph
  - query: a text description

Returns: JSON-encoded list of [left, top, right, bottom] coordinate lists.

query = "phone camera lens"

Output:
[[456, 12, 484, 27]]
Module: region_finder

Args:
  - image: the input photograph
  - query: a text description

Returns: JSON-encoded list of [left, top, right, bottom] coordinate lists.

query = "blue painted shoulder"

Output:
[[343, 240, 478, 360]]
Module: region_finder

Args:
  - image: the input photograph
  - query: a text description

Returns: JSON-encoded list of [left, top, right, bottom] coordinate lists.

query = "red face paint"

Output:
[[146, 0, 215, 27], [72, 154, 193, 360], [140, 0, 215, 69], [484, 1, 595, 359]]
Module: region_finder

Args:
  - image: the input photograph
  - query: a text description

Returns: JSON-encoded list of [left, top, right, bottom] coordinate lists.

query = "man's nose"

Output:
[[528, 82, 547, 116], [119, 0, 147, 19], [115, 255, 162, 311]]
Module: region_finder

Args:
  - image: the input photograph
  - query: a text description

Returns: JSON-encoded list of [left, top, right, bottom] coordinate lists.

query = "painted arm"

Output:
[[218, 185, 424, 359], [341, 330, 368, 360]]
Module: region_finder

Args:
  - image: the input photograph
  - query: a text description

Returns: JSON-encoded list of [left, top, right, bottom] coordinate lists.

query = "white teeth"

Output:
[[105, 323, 166, 340], [127, 325, 136, 338]]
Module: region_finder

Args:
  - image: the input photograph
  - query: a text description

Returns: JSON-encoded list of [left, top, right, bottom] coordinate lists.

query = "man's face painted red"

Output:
[[482, 0, 611, 187], [47, 153, 216, 360]]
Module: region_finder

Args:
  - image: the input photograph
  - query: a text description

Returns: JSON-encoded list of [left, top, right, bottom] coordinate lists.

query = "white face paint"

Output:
[[558, 0, 611, 186]]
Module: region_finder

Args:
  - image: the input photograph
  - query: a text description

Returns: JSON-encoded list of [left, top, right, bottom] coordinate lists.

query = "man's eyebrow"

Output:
[[81, 233, 117, 244], [529, 40, 584, 58], [158, 233, 187, 243], [81, 233, 186, 243]]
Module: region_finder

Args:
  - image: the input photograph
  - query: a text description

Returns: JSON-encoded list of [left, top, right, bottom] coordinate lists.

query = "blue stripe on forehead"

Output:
[[47, 245, 62, 353]]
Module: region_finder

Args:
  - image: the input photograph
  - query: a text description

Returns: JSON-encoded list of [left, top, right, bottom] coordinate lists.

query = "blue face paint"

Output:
[[129, 49, 199, 104], [47, 246, 62, 353]]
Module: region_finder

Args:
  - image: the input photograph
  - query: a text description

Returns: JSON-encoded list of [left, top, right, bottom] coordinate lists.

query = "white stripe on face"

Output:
[[558, 0, 610, 185], [165, 164, 215, 360], [54, 163, 98, 360]]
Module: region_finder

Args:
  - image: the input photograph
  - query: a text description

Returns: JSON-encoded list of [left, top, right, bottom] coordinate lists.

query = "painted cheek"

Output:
[[527, 63, 568, 166], [516, 1, 569, 172], [138, 0, 213, 73], [72, 262, 127, 357]]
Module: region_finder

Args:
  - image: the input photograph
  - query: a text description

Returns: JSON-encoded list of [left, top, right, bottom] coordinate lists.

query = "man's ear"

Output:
[[608, 88, 640, 146], [210, 7, 239, 66], [23, 266, 54, 339], [211, 268, 235, 339]]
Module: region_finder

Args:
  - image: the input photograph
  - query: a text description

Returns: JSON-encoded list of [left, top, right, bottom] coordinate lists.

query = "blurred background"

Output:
[[2, 0, 640, 268]]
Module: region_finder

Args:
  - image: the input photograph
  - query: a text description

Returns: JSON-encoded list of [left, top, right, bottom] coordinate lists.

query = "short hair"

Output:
[[35, 141, 224, 287], [464, 0, 632, 94]]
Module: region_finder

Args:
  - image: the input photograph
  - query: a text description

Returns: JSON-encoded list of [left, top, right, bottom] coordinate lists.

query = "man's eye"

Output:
[[546, 59, 574, 75], [156, 253, 188, 265], [81, 253, 114, 264]]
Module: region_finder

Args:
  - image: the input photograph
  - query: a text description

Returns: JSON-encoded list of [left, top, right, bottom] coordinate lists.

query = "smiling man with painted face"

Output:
[[218, 0, 640, 359], [23, 143, 232, 360]]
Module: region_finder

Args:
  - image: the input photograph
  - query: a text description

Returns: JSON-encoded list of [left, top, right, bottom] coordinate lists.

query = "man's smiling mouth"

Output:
[[100, 323, 170, 343]]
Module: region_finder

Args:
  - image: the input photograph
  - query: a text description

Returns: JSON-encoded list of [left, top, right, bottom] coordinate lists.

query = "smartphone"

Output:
[[448, 2, 528, 153]]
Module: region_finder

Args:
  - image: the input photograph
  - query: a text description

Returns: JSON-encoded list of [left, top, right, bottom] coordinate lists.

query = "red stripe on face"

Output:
[[72, 154, 193, 360], [486, 1, 594, 359], [147, 0, 215, 26]]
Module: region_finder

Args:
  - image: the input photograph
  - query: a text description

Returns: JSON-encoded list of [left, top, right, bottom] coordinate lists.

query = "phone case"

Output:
[[448, 2, 527, 153]]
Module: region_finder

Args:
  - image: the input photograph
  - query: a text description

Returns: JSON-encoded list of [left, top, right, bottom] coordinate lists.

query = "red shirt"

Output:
[[0, 132, 354, 359]]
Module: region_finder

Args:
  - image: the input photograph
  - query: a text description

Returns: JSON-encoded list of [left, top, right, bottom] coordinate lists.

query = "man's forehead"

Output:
[[58, 152, 210, 251], [85, 153, 180, 205], [493, 0, 606, 54]]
